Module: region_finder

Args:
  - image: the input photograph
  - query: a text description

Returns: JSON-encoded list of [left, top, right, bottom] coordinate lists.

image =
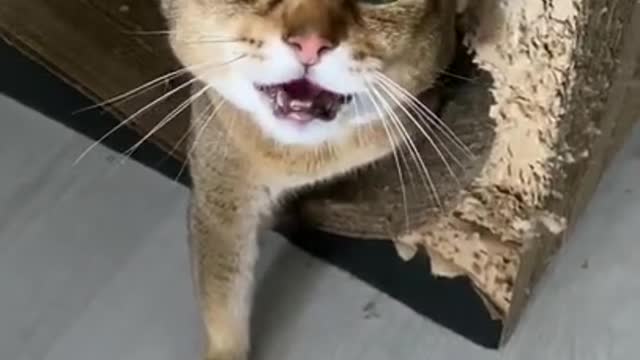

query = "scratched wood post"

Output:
[[2, 0, 639, 347], [299, 0, 640, 344]]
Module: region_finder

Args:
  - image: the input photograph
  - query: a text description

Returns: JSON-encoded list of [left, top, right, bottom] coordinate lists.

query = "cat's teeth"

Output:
[[276, 90, 288, 108], [289, 100, 312, 111]]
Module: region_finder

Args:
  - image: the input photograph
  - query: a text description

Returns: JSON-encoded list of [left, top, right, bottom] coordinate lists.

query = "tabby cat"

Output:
[[160, 0, 467, 358]]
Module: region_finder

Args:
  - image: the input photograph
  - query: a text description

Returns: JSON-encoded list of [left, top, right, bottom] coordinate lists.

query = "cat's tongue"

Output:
[[281, 79, 323, 100]]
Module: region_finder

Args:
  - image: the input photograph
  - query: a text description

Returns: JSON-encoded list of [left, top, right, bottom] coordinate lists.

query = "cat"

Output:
[[161, 0, 466, 358]]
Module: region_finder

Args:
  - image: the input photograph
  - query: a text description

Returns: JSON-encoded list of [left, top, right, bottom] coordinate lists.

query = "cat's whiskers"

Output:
[[73, 76, 201, 166], [375, 72, 470, 159], [352, 94, 363, 122], [73, 55, 246, 166], [174, 99, 226, 182], [73, 62, 211, 114], [436, 69, 477, 83], [119, 84, 212, 164], [351, 94, 366, 145], [371, 84, 440, 207], [180, 38, 244, 46], [372, 77, 461, 187], [374, 74, 466, 173], [165, 98, 216, 164], [362, 81, 411, 230], [374, 72, 475, 160], [123, 30, 177, 36], [367, 86, 421, 207], [368, 80, 442, 210], [124, 29, 241, 43]]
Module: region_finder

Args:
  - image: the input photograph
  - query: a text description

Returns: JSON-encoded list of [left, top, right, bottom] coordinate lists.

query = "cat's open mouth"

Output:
[[256, 79, 352, 124]]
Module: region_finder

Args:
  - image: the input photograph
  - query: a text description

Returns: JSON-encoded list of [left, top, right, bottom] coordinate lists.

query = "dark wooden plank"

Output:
[[0, 0, 189, 159]]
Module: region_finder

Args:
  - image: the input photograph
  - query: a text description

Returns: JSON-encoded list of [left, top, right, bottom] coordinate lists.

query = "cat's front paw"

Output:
[[205, 340, 248, 360], [204, 316, 249, 360]]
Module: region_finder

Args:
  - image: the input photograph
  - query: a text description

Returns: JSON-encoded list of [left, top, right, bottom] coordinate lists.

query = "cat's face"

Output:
[[164, 0, 455, 145]]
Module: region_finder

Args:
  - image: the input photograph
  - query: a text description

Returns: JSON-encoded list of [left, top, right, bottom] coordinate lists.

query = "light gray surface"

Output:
[[0, 93, 638, 360]]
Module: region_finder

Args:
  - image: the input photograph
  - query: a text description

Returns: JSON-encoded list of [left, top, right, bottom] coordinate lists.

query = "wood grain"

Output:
[[0, 0, 189, 159]]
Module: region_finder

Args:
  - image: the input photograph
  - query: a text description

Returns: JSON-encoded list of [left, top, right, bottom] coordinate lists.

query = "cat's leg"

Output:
[[189, 186, 269, 360]]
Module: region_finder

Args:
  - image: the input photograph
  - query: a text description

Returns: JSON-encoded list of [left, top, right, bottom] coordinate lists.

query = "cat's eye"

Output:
[[358, 0, 398, 5]]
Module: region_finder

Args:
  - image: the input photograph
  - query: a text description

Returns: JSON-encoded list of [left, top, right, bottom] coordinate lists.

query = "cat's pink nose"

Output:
[[285, 33, 334, 66]]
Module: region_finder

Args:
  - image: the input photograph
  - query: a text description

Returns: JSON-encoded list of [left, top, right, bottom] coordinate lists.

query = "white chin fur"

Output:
[[255, 106, 349, 145]]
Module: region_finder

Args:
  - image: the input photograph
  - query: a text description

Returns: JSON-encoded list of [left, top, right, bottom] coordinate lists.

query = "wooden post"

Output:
[[299, 0, 640, 343]]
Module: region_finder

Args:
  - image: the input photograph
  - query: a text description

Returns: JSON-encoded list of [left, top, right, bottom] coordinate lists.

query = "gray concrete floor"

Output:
[[0, 93, 638, 360]]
